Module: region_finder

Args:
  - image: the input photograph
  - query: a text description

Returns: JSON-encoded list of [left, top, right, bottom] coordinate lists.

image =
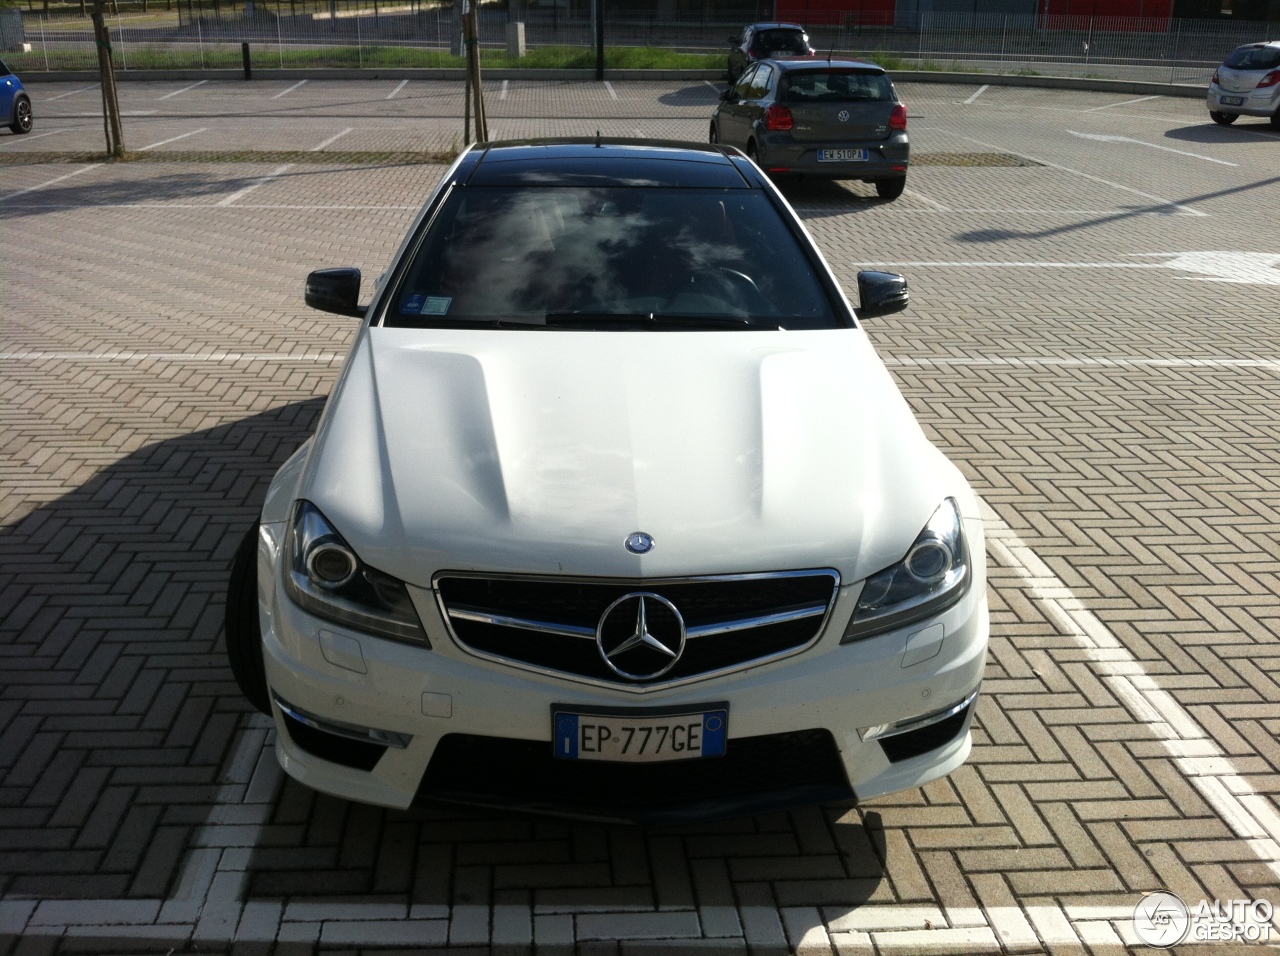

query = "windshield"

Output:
[[753, 30, 810, 54], [782, 70, 894, 102], [384, 186, 841, 330], [1224, 45, 1280, 70]]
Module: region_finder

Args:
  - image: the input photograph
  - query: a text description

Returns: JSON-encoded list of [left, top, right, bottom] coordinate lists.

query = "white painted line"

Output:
[[137, 127, 208, 151], [45, 84, 98, 101], [0, 164, 101, 202], [1067, 129, 1238, 166], [272, 79, 307, 100], [902, 187, 950, 211], [0, 128, 68, 145], [215, 163, 294, 206], [386, 79, 409, 100], [963, 84, 990, 105], [883, 355, 1280, 372], [310, 128, 353, 151], [703, 80, 718, 90], [159, 79, 209, 100], [855, 251, 1280, 285], [1083, 94, 1159, 112], [603, 80, 618, 100], [121, 110, 159, 116], [500, 79, 509, 100], [919, 127, 1207, 216]]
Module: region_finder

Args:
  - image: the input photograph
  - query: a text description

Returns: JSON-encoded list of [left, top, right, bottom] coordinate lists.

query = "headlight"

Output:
[[284, 500, 429, 646], [842, 498, 970, 644]]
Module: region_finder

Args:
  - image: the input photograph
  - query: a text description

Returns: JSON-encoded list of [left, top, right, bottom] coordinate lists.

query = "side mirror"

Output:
[[305, 267, 366, 317], [854, 271, 908, 320], [719, 87, 732, 100]]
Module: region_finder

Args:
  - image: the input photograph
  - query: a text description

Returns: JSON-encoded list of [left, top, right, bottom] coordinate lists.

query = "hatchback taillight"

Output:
[[889, 104, 908, 131], [1259, 70, 1280, 88], [766, 105, 794, 131]]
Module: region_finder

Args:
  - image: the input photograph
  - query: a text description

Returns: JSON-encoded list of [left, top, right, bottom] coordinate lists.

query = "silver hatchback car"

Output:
[[1207, 41, 1280, 127]]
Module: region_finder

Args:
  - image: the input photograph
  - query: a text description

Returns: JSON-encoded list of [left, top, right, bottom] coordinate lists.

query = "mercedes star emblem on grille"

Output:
[[596, 592, 686, 680], [624, 531, 655, 554]]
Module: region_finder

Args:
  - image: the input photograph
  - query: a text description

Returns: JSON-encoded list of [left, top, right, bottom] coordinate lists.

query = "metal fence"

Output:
[[5, 8, 1276, 82]]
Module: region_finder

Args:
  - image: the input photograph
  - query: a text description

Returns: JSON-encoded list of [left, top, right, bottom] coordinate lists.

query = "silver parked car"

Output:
[[711, 57, 908, 200], [1207, 41, 1280, 127]]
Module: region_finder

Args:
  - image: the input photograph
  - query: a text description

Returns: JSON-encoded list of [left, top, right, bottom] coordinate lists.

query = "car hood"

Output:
[[300, 326, 969, 586]]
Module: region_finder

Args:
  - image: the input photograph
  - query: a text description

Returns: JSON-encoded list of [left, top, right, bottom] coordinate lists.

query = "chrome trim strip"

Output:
[[860, 688, 979, 743], [431, 569, 841, 694], [273, 694, 412, 749], [446, 601, 829, 641]]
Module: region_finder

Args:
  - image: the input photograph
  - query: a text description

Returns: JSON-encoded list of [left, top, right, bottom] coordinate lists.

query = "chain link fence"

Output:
[[4, 5, 1275, 83]]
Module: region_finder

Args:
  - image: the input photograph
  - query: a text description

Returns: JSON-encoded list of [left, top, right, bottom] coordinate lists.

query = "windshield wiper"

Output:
[[544, 311, 759, 328]]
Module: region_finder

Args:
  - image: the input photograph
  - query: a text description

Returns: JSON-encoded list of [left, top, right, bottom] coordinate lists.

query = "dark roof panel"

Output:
[[468, 140, 750, 188]]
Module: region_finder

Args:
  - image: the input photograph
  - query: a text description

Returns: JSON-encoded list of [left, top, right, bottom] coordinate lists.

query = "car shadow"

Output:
[[658, 83, 725, 107], [776, 177, 887, 216], [1164, 121, 1280, 142]]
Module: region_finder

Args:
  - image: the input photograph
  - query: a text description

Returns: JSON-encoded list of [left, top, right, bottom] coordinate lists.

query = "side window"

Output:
[[748, 65, 774, 100], [0, 59, 11, 78], [733, 65, 758, 99]]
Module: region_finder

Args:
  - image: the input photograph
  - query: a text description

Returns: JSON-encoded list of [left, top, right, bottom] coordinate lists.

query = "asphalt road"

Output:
[[2, 78, 1279, 954]]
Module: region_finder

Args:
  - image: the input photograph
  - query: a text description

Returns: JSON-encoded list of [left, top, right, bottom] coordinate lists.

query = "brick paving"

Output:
[[2, 80, 1279, 954]]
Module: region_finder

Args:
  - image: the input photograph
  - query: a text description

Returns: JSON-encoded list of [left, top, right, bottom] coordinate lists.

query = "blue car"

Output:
[[0, 59, 32, 135]]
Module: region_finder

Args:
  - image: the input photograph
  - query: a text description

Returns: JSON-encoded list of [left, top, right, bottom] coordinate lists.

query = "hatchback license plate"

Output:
[[1220, 96, 1244, 106], [818, 148, 868, 162], [553, 708, 728, 762]]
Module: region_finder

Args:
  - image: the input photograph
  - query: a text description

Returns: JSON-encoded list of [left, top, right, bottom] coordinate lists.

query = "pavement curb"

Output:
[[20, 66, 1205, 97]]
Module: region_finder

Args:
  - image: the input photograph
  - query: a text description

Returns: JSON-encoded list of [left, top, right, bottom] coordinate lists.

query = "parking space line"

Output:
[[902, 187, 950, 211], [604, 81, 619, 100], [0, 128, 68, 145], [963, 84, 990, 105], [159, 79, 209, 100], [500, 79, 509, 100], [310, 128, 353, 151], [1083, 94, 1159, 112], [1067, 130, 1238, 167], [137, 128, 208, 151], [386, 79, 409, 100], [215, 163, 294, 206], [272, 79, 308, 100], [920, 127, 1207, 217], [44, 84, 98, 101], [0, 164, 101, 202]]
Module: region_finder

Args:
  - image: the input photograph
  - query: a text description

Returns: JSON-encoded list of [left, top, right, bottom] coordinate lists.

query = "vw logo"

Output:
[[596, 592, 686, 680], [837, 110, 850, 122], [624, 531, 655, 554]]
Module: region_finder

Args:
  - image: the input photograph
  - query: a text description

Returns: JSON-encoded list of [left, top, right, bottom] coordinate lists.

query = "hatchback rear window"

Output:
[[781, 71, 894, 102], [1224, 45, 1280, 70], [753, 30, 810, 55], [386, 186, 840, 330]]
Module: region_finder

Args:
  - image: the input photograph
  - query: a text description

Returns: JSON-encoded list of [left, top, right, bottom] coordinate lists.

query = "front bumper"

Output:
[[755, 131, 908, 179], [1207, 84, 1280, 117], [257, 520, 988, 821]]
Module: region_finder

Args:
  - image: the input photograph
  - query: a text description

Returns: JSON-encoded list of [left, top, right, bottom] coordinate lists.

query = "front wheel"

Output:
[[1209, 110, 1238, 126], [875, 176, 906, 201], [709, 123, 718, 145], [225, 522, 271, 715], [10, 97, 32, 134]]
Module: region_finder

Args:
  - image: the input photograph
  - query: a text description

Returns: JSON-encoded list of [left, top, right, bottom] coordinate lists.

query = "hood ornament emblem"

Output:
[[837, 109, 850, 122], [624, 531, 655, 554], [596, 593, 686, 680]]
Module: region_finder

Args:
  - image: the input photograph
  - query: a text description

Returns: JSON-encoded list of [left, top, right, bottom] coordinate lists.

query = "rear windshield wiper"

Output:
[[544, 311, 764, 329]]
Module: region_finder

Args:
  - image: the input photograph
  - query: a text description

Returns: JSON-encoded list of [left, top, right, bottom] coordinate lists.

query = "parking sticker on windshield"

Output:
[[419, 296, 452, 315], [401, 293, 426, 313]]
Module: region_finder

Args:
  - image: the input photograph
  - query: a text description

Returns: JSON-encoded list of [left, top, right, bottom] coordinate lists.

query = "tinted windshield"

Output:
[[753, 29, 809, 54], [1224, 45, 1280, 70], [385, 186, 840, 330], [782, 70, 894, 102]]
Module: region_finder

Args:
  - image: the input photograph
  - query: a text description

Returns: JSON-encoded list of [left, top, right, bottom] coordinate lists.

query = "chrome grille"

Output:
[[434, 570, 840, 689]]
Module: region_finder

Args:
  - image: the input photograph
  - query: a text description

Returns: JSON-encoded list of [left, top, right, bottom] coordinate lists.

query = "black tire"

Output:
[[1271, 110, 1280, 130], [10, 96, 32, 135], [1209, 110, 1238, 126], [225, 521, 271, 715], [709, 123, 718, 145], [875, 176, 906, 201], [746, 140, 759, 165]]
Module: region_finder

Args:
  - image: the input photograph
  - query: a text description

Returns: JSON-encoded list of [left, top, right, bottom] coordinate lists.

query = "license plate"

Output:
[[1220, 96, 1244, 106], [818, 148, 868, 162], [553, 707, 728, 762]]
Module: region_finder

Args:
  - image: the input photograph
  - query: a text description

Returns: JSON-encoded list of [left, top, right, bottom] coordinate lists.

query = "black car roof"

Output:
[[770, 57, 886, 73], [466, 139, 755, 189]]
